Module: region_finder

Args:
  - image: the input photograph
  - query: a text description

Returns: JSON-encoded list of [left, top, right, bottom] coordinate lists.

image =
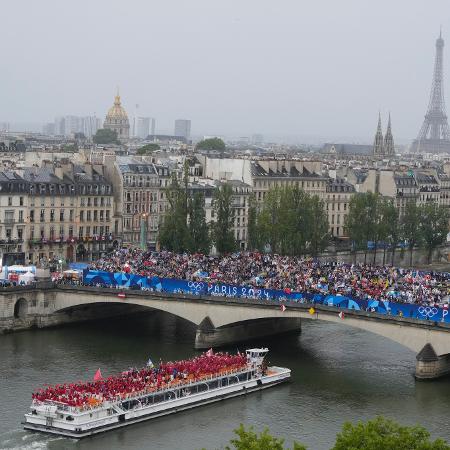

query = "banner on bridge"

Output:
[[82, 270, 450, 324]]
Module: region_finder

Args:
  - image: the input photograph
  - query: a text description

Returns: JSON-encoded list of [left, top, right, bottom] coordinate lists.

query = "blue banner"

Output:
[[82, 270, 450, 324]]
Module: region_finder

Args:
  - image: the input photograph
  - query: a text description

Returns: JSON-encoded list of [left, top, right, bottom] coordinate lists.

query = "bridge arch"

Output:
[[14, 298, 28, 319], [50, 289, 450, 356]]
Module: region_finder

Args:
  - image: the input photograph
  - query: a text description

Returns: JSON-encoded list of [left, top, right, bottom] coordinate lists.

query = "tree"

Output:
[[379, 199, 400, 265], [93, 128, 119, 145], [247, 194, 259, 251], [419, 204, 449, 264], [257, 187, 283, 253], [187, 192, 210, 254], [195, 137, 226, 151], [158, 175, 189, 252], [401, 201, 421, 266], [224, 424, 306, 450], [212, 183, 236, 254], [332, 416, 450, 450], [307, 195, 329, 256], [136, 143, 160, 155], [346, 192, 379, 263]]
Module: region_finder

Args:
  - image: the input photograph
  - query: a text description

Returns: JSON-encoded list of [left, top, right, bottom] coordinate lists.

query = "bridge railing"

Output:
[[53, 282, 450, 331]]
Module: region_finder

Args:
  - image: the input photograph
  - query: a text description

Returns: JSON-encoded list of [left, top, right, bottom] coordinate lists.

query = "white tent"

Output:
[[19, 271, 35, 285]]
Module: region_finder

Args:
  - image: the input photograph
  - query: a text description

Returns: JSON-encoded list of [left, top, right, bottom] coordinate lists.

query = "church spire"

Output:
[[373, 112, 384, 155], [384, 113, 394, 155]]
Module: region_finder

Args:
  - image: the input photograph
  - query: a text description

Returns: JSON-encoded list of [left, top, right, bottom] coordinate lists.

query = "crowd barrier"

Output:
[[83, 270, 450, 324]]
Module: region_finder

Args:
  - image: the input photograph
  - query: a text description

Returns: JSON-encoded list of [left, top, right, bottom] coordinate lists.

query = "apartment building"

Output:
[[105, 156, 171, 248]]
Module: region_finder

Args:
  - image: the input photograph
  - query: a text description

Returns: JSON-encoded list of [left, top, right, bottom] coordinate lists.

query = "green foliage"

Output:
[[308, 194, 330, 256], [158, 175, 190, 252], [332, 416, 450, 450], [418, 204, 449, 263], [378, 198, 400, 265], [401, 201, 421, 265], [346, 192, 379, 251], [195, 137, 226, 151], [212, 184, 237, 254], [136, 143, 160, 155], [93, 128, 119, 145], [225, 424, 306, 450], [187, 192, 211, 254], [255, 186, 328, 256], [201, 418, 449, 450], [247, 194, 259, 251]]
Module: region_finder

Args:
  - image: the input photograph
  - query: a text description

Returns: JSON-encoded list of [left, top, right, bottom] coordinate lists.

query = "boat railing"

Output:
[[31, 364, 255, 414]]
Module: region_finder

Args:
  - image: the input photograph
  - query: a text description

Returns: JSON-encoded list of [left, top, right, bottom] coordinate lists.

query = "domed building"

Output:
[[104, 91, 130, 141]]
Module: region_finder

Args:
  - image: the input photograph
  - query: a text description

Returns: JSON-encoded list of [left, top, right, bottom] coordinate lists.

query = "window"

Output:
[[30, 227, 34, 239], [94, 198, 98, 207], [60, 210, 64, 221], [19, 211, 23, 223], [80, 211, 84, 222], [5, 211, 14, 223], [93, 210, 98, 221], [86, 226, 91, 236], [87, 211, 91, 221], [100, 211, 104, 221], [40, 209, 45, 222], [50, 209, 55, 222], [79, 226, 84, 238], [19, 197, 23, 206], [6, 228, 11, 239], [17, 228, 23, 240], [8, 197, 12, 206], [68, 226, 73, 237], [29, 210, 34, 223], [69, 210, 74, 221]]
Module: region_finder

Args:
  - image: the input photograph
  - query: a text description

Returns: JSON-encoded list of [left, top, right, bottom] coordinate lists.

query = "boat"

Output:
[[23, 348, 290, 438]]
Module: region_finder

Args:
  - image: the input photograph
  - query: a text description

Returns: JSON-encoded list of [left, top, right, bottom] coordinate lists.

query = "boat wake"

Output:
[[0, 428, 65, 450]]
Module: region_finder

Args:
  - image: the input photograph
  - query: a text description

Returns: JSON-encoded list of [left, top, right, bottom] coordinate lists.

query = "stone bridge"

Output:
[[1, 284, 450, 379]]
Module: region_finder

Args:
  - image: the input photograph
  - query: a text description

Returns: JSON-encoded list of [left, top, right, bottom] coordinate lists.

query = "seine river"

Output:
[[1, 311, 450, 450]]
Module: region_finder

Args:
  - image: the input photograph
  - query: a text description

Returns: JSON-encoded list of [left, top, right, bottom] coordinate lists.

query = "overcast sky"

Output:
[[1, 0, 450, 143]]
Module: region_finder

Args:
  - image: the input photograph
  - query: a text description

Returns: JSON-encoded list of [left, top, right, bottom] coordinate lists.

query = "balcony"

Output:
[[0, 239, 23, 247], [3, 218, 15, 224]]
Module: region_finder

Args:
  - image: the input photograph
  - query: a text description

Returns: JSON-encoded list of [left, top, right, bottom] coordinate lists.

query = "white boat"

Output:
[[23, 348, 290, 438]]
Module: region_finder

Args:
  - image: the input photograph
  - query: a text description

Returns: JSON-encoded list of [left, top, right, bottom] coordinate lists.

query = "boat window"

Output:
[[66, 415, 74, 421]]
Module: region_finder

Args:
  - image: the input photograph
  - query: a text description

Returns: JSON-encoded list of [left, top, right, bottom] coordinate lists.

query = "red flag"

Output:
[[118, 292, 126, 299], [281, 304, 286, 312], [93, 368, 102, 381], [338, 311, 345, 320]]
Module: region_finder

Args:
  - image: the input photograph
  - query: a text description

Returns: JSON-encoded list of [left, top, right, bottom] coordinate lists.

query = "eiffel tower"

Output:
[[411, 31, 450, 153]]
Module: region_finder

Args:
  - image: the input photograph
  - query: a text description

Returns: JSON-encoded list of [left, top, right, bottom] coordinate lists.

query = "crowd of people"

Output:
[[88, 249, 449, 307], [32, 351, 247, 409]]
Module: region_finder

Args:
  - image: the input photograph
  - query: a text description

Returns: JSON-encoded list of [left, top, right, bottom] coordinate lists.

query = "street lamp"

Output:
[[140, 213, 148, 250]]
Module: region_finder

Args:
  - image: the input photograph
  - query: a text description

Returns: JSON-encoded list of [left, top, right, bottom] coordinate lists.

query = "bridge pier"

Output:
[[415, 344, 450, 380], [194, 317, 302, 349]]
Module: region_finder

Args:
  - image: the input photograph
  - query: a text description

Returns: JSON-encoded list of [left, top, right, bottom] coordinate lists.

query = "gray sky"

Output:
[[1, 0, 450, 143]]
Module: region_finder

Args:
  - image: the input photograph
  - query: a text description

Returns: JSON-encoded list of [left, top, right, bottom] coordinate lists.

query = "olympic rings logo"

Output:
[[187, 281, 204, 291], [418, 306, 438, 318]]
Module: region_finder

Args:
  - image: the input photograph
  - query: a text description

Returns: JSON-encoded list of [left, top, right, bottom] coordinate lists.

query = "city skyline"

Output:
[[1, 0, 450, 143]]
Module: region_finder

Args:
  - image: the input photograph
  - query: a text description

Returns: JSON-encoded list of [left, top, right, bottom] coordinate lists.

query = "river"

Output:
[[1, 311, 450, 450]]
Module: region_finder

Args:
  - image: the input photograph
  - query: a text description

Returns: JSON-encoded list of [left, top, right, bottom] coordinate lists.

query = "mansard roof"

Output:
[[251, 161, 323, 179]]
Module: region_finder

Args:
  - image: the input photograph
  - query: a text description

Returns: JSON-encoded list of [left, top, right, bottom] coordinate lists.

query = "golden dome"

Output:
[[106, 93, 129, 120]]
